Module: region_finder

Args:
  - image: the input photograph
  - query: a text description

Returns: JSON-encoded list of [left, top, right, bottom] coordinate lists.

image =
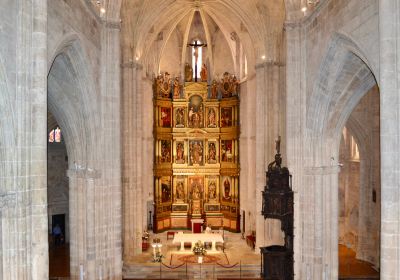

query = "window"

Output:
[[49, 127, 62, 143]]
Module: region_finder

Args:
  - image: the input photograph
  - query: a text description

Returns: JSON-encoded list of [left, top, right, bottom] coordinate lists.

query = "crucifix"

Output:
[[187, 40, 207, 82]]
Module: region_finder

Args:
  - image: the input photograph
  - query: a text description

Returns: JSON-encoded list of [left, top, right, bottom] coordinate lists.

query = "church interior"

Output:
[[1, 0, 399, 279]]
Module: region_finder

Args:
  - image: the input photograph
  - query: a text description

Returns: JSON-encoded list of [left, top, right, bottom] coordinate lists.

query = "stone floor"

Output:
[[48, 233, 380, 279]]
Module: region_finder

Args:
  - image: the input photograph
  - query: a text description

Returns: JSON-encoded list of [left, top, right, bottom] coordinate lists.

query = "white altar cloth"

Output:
[[172, 232, 224, 252]]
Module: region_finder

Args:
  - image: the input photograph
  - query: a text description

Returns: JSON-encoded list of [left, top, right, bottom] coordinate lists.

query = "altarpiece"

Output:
[[153, 72, 240, 232]]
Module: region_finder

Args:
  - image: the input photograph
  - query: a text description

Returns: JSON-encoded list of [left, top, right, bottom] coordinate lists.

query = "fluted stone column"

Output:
[[0, 0, 48, 279], [379, 0, 400, 278], [285, 20, 304, 279], [255, 61, 285, 249], [122, 61, 145, 260], [99, 20, 123, 279]]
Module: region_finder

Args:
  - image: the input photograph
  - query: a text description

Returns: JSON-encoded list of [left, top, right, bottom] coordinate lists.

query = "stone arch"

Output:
[[303, 32, 379, 278], [47, 35, 100, 278]]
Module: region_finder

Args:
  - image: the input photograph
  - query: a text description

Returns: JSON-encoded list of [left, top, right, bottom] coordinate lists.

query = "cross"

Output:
[[187, 40, 207, 82]]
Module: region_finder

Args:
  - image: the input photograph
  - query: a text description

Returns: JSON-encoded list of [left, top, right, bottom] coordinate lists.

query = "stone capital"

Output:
[[255, 61, 284, 70], [104, 19, 121, 30]]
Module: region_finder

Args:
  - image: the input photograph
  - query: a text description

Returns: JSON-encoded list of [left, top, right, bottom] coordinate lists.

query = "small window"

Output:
[[49, 127, 61, 143]]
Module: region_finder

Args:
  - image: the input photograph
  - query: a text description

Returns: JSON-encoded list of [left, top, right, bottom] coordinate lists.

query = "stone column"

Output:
[[379, 0, 400, 279], [255, 61, 285, 249], [99, 19, 123, 279], [285, 20, 305, 279], [122, 61, 145, 260]]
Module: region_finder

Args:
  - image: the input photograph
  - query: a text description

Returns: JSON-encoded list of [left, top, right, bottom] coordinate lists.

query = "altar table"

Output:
[[172, 232, 224, 252]]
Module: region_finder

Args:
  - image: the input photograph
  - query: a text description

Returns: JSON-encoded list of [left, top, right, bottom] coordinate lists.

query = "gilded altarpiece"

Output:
[[154, 73, 240, 232]]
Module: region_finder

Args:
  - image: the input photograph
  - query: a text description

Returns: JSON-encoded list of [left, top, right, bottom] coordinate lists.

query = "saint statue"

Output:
[[173, 77, 181, 98], [210, 80, 218, 99], [208, 182, 216, 200], [175, 108, 185, 128], [208, 108, 216, 128], [200, 64, 207, 82], [192, 183, 201, 200], [185, 63, 193, 82], [208, 142, 216, 163], [176, 142, 184, 163], [176, 182, 185, 200]]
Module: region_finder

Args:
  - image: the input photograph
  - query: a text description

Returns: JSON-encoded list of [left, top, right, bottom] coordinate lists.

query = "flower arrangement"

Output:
[[153, 252, 164, 263], [192, 240, 207, 256]]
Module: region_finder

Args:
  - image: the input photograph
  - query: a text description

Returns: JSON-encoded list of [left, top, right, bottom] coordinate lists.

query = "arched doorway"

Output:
[[47, 114, 70, 278], [303, 33, 380, 279], [338, 85, 380, 278]]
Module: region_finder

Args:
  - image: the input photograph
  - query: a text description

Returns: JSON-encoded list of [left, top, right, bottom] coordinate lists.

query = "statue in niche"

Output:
[[185, 63, 193, 82], [161, 181, 171, 202], [231, 75, 239, 96], [190, 177, 203, 200], [200, 64, 207, 82], [175, 108, 185, 128], [176, 181, 185, 201], [207, 108, 217, 128], [161, 140, 171, 163], [210, 79, 218, 99], [173, 77, 181, 99], [189, 140, 203, 165], [223, 178, 231, 200], [208, 181, 217, 200], [188, 95, 203, 128], [176, 142, 185, 163], [208, 142, 217, 163]]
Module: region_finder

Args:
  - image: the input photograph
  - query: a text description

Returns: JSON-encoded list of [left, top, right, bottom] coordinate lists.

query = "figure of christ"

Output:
[[187, 40, 207, 82]]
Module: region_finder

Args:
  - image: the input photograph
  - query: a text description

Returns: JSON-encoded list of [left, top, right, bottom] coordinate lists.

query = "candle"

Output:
[[80, 264, 84, 280]]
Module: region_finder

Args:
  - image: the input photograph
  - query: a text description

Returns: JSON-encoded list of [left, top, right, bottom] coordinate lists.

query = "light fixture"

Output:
[[301, 7, 307, 13], [100, 7, 106, 14], [261, 55, 266, 60]]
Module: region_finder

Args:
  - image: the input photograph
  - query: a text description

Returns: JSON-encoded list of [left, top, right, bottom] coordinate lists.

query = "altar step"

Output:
[[123, 263, 261, 279]]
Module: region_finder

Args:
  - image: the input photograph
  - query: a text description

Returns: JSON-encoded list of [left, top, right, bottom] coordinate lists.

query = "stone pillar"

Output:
[[99, 19, 123, 279], [285, 20, 304, 279], [122, 61, 145, 260], [0, 0, 49, 279], [379, 0, 400, 278], [255, 61, 285, 249]]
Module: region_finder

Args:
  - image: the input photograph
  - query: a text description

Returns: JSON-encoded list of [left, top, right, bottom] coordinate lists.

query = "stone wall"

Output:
[[286, 0, 380, 278]]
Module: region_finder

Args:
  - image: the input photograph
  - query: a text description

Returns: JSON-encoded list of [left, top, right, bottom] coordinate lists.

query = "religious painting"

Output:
[[207, 141, 218, 164], [221, 140, 233, 162], [174, 107, 185, 128], [207, 107, 217, 128], [221, 176, 232, 201], [220, 107, 232, 127], [189, 140, 204, 165], [206, 176, 218, 201], [175, 141, 185, 164], [160, 140, 171, 163], [189, 176, 204, 200], [205, 204, 220, 212], [160, 107, 171, 127], [161, 177, 172, 203], [188, 95, 204, 128], [172, 204, 188, 212], [174, 176, 186, 202]]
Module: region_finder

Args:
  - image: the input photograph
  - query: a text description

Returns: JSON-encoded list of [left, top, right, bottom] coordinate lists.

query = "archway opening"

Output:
[[47, 111, 70, 278], [338, 86, 380, 279]]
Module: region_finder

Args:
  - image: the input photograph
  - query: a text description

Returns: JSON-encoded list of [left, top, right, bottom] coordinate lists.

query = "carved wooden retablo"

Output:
[[153, 74, 240, 232]]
